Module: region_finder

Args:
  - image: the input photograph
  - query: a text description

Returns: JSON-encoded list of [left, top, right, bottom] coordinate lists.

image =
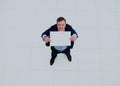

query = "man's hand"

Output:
[[70, 35, 77, 41], [44, 37, 51, 43]]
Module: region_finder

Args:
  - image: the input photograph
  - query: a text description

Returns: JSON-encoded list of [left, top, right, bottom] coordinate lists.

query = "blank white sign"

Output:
[[50, 31, 71, 46]]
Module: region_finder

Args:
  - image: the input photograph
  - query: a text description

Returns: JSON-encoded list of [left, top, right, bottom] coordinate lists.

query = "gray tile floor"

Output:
[[0, 0, 120, 86]]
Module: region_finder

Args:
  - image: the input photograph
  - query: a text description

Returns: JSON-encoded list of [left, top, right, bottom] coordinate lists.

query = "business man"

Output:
[[41, 17, 78, 65]]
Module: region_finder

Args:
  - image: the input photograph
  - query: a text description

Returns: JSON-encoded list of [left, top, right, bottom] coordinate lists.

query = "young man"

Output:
[[41, 17, 78, 66]]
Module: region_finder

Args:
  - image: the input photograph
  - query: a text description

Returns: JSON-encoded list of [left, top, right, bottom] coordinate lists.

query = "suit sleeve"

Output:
[[41, 27, 52, 40], [41, 26, 54, 46], [69, 25, 78, 38], [67, 25, 78, 49]]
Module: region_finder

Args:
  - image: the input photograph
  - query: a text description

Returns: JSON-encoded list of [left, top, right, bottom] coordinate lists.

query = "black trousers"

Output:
[[51, 46, 70, 58]]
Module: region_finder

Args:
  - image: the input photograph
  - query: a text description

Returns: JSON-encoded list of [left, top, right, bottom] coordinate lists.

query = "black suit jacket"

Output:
[[41, 24, 78, 49]]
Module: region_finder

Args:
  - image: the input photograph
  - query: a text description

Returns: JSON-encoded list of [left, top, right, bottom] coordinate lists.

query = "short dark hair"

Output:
[[57, 17, 66, 22]]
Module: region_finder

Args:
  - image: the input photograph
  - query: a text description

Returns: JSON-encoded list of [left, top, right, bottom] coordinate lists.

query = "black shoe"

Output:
[[66, 54, 72, 62], [50, 57, 55, 65]]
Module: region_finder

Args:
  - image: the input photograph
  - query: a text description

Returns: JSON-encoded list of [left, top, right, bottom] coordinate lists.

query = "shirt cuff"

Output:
[[42, 35, 47, 40], [72, 34, 78, 37]]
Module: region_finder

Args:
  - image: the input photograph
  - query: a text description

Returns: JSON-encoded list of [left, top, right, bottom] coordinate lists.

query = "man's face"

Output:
[[57, 20, 66, 31]]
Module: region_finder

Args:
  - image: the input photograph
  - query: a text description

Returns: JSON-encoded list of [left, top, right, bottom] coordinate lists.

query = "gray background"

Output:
[[0, 0, 120, 86]]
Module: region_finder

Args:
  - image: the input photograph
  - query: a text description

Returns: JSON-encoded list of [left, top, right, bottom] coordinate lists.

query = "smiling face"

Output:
[[57, 20, 66, 31]]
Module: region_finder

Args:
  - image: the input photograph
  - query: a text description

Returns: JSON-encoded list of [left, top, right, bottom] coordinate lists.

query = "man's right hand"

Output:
[[44, 37, 51, 43]]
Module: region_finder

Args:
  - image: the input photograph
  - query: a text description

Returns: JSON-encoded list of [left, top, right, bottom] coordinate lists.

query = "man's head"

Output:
[[56, 17, 66, 31]]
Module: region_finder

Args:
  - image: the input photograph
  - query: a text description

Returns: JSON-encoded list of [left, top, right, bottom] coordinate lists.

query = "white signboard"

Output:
[[50, 31, 71, 46]]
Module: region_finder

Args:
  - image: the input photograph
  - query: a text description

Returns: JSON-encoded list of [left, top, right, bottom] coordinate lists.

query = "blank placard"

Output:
[[50, 31, 71, 46]]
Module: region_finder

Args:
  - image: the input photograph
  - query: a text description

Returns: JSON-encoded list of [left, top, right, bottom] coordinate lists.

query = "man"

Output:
[[41, 17, 78, 66]]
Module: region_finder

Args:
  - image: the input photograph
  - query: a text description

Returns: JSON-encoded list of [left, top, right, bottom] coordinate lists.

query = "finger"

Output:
[[48, 38, 51, 42]]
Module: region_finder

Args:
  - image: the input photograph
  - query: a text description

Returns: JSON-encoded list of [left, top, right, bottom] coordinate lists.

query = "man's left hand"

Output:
[[70, 35, 77, 41]]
